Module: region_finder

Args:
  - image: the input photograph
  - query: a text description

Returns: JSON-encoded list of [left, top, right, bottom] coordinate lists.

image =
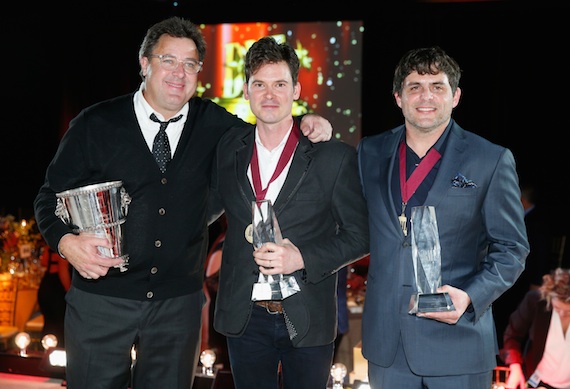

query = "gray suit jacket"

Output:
[[209, 123, 369, 348], [357, 119, 529, 375]]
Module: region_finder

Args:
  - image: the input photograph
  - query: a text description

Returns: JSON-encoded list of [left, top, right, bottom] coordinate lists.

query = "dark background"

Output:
[[3, 0, 568, 235]]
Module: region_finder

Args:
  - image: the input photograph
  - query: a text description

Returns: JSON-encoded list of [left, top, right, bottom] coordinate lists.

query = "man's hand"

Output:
[[416, 285, 471, 324], [253, 238, 305, 275], [300, 114, 332, 143], [59, 233, 125, 279]]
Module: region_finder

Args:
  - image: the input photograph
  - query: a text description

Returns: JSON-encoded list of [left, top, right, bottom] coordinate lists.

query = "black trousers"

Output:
[[65, 287, 204, 389]]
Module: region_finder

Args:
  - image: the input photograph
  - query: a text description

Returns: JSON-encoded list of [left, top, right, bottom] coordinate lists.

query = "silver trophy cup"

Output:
[[55, 181, 131, 272], [251, 199, 300, 301], [408, 205, 455, 314]]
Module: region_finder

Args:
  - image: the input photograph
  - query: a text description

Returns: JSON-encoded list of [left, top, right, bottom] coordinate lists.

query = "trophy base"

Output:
[[408, 292, 455, 314], [251, 275, 300, 301], [251, 281, 286, 301]]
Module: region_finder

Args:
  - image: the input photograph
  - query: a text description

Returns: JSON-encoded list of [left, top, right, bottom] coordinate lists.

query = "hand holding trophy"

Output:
[[250, 199, 300, 301], [408, 206, 455, 314]]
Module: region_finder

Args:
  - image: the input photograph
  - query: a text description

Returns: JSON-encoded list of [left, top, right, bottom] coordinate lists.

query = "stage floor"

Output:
[[0, 373, 65, 388]]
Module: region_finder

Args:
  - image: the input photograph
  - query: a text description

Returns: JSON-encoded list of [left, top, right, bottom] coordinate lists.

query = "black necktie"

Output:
[[150, 113, 183, 173]]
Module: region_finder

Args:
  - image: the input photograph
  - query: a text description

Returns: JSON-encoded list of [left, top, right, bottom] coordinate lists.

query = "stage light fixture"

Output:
[[47, 348, 66, 367], [41, 334, 58, 350], [14, 332, 31, 357], [330, 362, 347, 388], [39, 346, 67, 380], [199, 349, 216, 376]]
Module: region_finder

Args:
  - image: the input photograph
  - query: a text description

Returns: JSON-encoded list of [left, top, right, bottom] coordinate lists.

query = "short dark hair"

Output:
[[392, 46, 462, 95], [138, 17, 207, 78], [244, 36, 300, 84]]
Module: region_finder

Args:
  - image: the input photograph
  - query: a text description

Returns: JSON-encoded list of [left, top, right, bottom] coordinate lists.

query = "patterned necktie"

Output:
[[150, 113, 183, 173]]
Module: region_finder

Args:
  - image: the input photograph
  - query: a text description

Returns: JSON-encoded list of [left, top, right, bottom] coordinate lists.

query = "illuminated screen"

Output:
[[196, 21, 364, 147]]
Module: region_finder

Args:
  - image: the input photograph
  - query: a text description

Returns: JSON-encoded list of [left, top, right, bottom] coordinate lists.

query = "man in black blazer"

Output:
[[34, 17, 332, 389], [209, 37, 369, 389]]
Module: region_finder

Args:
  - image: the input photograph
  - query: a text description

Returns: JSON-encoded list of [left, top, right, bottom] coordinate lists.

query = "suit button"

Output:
[[158, 208, 166, 215], [150, 267, 158, 275], [155, 240, 162, 248], [161, 178, 168, 185], [146, 291, 154, 299]]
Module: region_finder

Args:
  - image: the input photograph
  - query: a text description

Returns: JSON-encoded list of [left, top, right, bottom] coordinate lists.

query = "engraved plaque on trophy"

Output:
[[251, 199, 300, 301], [408, 206, 455, 314]]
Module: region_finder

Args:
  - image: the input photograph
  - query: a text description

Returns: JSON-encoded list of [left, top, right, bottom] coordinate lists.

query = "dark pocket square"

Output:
[[451, 173, 477, 188]]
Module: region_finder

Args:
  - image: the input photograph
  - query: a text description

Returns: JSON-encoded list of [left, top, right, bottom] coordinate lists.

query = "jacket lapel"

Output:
[[273, 135, 312, 214], [235, 128, 256, 208], [382, 126, 406, 235], [424, 123, 468, 208]]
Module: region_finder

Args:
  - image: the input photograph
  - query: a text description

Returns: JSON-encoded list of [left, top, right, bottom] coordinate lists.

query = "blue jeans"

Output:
[[227, 304, 334, 389]]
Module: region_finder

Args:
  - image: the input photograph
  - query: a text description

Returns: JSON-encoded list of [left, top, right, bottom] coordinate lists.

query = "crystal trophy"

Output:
[[250, 199, 300, 301], [408, 206, 455, 314]]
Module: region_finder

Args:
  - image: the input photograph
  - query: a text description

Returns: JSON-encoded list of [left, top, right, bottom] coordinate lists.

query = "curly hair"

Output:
[[539, 268, 570, 309]]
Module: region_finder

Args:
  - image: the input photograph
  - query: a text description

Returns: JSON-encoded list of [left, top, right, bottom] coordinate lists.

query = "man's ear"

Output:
[[140, 57, 150, 78]]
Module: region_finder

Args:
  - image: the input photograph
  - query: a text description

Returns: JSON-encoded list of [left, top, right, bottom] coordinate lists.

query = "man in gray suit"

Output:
[[208, 37, 369, 389], [357, 46, 529, 388]]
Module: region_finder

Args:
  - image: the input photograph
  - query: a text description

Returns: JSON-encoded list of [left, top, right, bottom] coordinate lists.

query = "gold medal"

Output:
[[399, 202, 408, 236], [245, 224, 253, 244], [399, 214, 408, 236]]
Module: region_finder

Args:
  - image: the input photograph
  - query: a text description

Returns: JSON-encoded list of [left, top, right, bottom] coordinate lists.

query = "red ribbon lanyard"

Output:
[[399, 141, 441, 205], [250, 122, 300, 201]]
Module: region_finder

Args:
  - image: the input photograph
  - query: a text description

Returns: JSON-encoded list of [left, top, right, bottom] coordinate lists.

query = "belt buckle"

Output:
[[258, 301, 282, 314]]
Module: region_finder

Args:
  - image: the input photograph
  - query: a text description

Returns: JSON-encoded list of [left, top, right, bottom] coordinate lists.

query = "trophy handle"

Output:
[[120, 187, 132, 216], [55, 197, 70, 224]]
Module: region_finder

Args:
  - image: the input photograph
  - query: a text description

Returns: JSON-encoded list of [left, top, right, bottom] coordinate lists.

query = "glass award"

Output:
[[408, 206, 455, 314], [250, 199, 300, 301]]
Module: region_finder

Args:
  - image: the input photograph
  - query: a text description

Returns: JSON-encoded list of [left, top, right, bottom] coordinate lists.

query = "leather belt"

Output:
[[255, 300, 284, 314]]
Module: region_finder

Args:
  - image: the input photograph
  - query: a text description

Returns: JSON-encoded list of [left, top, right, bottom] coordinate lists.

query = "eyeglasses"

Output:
[[148, 54, 203, 75]]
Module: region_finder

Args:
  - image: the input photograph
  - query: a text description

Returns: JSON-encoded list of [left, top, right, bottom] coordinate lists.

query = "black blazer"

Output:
[[209, 123, 369, 347]]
